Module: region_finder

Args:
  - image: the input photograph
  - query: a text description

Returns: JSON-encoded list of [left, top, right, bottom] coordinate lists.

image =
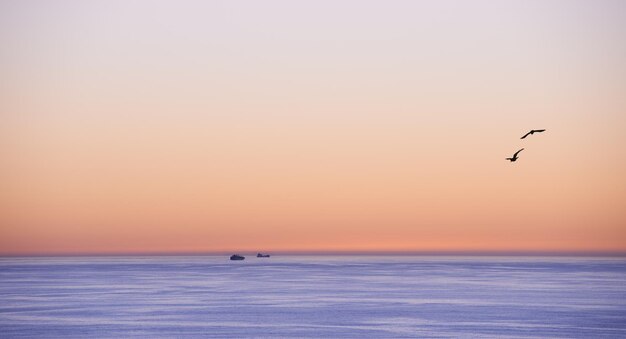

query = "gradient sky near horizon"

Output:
[[1, 0, 625, 255]]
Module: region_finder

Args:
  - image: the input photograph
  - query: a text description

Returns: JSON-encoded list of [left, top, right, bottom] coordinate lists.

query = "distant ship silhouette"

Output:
[[230, 254, 245, 260], [257, 253, 270, 258]]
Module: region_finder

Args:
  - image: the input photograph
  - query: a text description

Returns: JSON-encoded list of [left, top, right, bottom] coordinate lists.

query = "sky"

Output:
[[1, 0, 625, 255]]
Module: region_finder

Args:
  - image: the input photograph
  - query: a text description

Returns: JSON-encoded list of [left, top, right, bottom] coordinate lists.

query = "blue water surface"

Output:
[[1, 255, 625, 338]]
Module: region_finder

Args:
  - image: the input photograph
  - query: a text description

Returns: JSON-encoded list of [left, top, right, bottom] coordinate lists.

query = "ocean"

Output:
[[1, 255, 625, 338]]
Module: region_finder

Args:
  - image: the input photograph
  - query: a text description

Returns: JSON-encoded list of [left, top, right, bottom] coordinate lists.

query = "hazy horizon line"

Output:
[[2, 250, 626, 258]]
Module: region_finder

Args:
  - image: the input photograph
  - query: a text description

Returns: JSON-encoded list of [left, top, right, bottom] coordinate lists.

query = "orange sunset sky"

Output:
[[1, 1, 625, 255]]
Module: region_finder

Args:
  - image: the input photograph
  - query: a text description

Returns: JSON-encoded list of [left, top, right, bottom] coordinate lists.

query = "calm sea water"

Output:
[[1, 255, 625, 338]]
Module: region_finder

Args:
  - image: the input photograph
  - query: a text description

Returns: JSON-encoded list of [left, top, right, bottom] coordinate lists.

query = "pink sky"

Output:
[[1, 0, 625, 254]]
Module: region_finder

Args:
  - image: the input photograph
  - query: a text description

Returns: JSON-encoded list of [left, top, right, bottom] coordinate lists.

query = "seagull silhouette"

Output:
[[520, 129, 546, 139], [506, 148, 524, 162]]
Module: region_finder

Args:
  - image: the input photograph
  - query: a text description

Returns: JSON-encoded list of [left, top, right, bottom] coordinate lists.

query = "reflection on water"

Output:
[[1, 256, 625, 338]]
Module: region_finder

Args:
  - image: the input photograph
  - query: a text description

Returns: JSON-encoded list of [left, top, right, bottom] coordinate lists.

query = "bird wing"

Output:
[[514, 148, 524, 156], [520, 131, 532, 139], [533, 129, 546, 133]]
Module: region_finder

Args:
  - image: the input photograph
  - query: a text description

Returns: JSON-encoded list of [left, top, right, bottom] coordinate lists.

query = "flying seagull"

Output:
[[506, 148, 524, 162], [520, 129, 546, 139]]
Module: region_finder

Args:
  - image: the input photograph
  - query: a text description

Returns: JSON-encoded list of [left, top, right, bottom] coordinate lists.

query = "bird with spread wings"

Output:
[[520, 129, 546, 139], [506, 148, 524, 162]]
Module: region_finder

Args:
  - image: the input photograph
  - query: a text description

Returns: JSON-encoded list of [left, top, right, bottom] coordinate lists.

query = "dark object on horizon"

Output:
[[506, 148, 524, 162], [257, 253, 270, 258], [520, 129, 546, 139], [230, 254, 245, 260]]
